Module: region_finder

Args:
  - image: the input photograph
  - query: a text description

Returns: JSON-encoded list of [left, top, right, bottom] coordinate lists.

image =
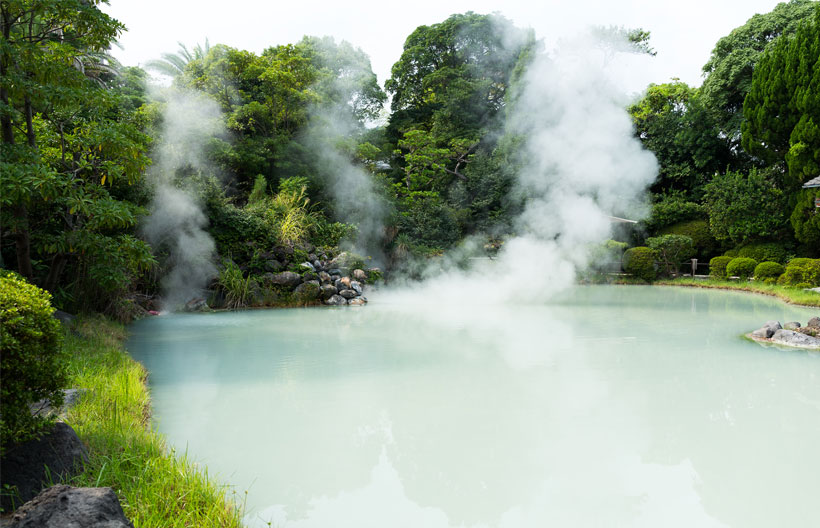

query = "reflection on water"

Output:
[[128, 286, 820, 527]]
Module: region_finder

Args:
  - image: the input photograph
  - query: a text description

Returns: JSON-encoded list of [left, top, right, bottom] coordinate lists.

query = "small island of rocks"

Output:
[[749, 317, 820, 349]]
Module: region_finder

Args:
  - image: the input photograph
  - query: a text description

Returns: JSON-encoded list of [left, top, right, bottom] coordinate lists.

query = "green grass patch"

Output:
[[62, 316, 243, 527], [657, 278, 820, 308]]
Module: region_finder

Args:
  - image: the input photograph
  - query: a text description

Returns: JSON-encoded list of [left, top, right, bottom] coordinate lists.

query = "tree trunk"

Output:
[[44, 254, 69, 294]]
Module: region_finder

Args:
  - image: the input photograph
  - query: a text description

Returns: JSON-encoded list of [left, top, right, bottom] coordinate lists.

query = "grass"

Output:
[[61, 316, 244, 527], [656, 277, 820, 308]]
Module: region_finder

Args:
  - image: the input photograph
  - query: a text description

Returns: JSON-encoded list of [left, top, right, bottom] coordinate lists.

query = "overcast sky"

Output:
[[104, 0, 788, 92]]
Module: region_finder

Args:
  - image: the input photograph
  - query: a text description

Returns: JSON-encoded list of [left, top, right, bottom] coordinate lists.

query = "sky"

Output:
[[103, 0, 789, 93]]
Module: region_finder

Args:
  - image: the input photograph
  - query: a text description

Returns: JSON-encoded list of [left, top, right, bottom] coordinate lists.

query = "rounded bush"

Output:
[[726, 257, 758, 279], [753, 261, 785, 281], [709, 256, 734, 279], [779, 258, 820, 287], [724, 249, 739, 258], [660, 220, 717, 259], [736, 242, 789, 264], [0, 275, 67, 449], [622, 247, 657, 281]]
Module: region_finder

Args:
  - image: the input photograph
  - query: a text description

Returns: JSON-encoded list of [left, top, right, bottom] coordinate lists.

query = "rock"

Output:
[[808, 317, 820, 329], [52, 310, 75, 327], [753, 320, 782, 338], [771, 329, 820, 349], [318, 271, 332, 284], [348, 297, 366, 306], [784, 321, 802, 331], [339, 289, 358, 299], [328, 251, 358, 270], [302, 271, 318, 282], [352, 269, 367, 282], [325, 294, 347, 306], [184, 298, 208, 312], [0, 423, 88, 511], [350, 280, 363, 295], [294, 280, 320, 300], [300, 262, 315, 272], [312, 260, 322, 271], [339, 276, 352, 289], [264, 259, 283, 272], [320, 284, 338, 300], [30, 389, 86, 418], [269, 271, 302, 288], [8, 485, 134, 528], [799, 326, 819, 337], [308, 253, 318, 262], [328, 268, 343, 276]]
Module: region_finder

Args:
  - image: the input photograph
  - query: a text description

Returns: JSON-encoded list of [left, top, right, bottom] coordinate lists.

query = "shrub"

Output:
[[660, 220, 717, 259], [709, 255, 734, 279], [216, 260, 257, 309], [753, 261, 785, 281], [726, 257, 758, 279], [0, 275, 67, 450], [647, 234, 694, 276], [622, 247, 657, 281], [736, 242, 789, 264], [779, 258, 820, 287], [724, 249, 739, 258]]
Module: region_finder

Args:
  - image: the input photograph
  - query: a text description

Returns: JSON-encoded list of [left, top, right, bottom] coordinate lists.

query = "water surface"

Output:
[[128, 286, 820, 527]]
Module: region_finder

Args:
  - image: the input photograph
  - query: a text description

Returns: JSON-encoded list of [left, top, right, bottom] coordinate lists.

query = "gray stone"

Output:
[[312, 260, 322, 271], [294, 280, 320, 300], [754, 320, 782, 338], [8, 485, 134, 528], [325, 294, 347, 306], [269, 271, 302, 288], [320, 284, 338, 300], [52, 310, 75, 327], [350, 280, 363, 295], [808, 317, 820, 329], [339, 276, 352, 289], [318, 271, 332, 284], [352, 269, 367, 282], [300, 262, 315, 272], [264, 259, 283, 272], [329, 251, 358, 269], [328, 268, 343, 276], [784, 321, 802, 331], [30, 389, 86, 418], [771, 329, 820, 349], [302, 271, 318, 282], [184, 298, 208, 312], [339, 289, 358, 299], [0, 423, 88, 511], [348, 297, 366, 306]]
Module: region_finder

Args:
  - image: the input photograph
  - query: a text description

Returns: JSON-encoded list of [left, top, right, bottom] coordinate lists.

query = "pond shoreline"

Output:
[[651, 278, 820, 308]]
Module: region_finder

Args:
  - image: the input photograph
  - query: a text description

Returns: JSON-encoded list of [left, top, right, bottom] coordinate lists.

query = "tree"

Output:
[[145, 39, 211, 78], [701, 0, 817, 146], [647, 234, 695, 276]]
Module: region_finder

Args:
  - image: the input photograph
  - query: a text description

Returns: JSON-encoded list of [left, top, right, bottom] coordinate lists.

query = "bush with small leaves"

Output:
[[622, 247, 657, 281], [709, 256, 734, 279], [753, 261, 785, 281], [778, 258, 820, 287], [726, 257, 758, 279]]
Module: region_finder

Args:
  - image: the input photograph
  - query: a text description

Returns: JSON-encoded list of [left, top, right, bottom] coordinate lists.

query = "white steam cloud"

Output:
[[379, 31, 658, 304], [142, 89, 224, 310]]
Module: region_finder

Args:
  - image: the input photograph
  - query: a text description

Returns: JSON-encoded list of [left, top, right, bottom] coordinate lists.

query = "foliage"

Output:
[[216, 260, 257, 309], [735, 241, 790, 264], [726, 257, 758, 279], [779, 258, 820, 286], [622, 247, 657, 281], [145, 39, 211, 78], [647, 234, 695, 276], [742, 6, 820, 186], [709, 255, 735, 279], [643, 192, 707, 232], [63, 316, 243, 526], [703, 168, 790, 244], [659, 277, 820, 308], [0, 275, 67, 450], [659, 220, 718, 260], [790, 189, 820, 248], [754, 261, 786, 281]]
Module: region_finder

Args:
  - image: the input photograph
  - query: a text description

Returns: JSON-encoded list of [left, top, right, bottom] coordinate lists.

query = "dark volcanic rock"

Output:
[[348, 297, 366, 306], [184, 298, 208, 312], [268, 271, 302, 288], [264, 259, 283, 272], [808, 316, 820, 329], [320, 284, 338, 300], [325, 294, 347, 306], [1, 423, 88, 511], [52, 310, 75, 327], [350, 280, 363, 295], [751, 320, 781, 339], [318, 271, 332, 284], [339, 289, 358, 299], [8, 485, 134, 528], [294, 280, 320, 300], [784, 321, 802, 331]]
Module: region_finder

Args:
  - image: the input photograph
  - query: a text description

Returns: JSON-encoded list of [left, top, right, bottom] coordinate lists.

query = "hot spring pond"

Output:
[[128, 285, 820, 527]]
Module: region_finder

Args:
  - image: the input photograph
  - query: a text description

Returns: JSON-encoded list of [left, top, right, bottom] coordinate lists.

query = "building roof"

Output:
[[803, 175, 820, 188]]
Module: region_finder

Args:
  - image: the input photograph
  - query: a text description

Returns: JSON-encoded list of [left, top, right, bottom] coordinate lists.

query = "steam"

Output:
[[380, 30, 658, 304], [142, 88, 224, 310]]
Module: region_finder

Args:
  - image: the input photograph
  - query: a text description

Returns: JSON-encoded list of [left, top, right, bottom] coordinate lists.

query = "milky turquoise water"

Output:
[[128, 286, 820, 528]]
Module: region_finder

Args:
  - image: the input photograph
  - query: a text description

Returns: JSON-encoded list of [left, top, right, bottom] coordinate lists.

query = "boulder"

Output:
[[339, 289, 358, 300], [325, 294, 347, 306], [318, 271, 332, 284], [184, 298, 208, 312], [320, 284, 338, 300], [264, 259, 283, 272], [52, 310, 75, 327], [348, 297, 366, 306], [771, 329, 820, 349], [339, 276, 352, 289], [268, 271, 302, 288], [808, 316, 820, 329], [302, 271, 318, 282], [300, 262, 315, 272], [328, 268, 343, 277], [328, 251, 358, 270], [30, 389, 86, 418], [784, 321, 802, 331], [350, 280, 363, 295], [294, 280, 320, 300], [8, 485, 134, 528], [352, 269, 367, 282], [0, 422, 88, 511], [752, 320, 782, 339], [312, 260, 323, 271]]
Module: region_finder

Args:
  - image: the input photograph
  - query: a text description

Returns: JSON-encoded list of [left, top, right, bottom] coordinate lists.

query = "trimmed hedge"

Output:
[[753, 261, 785, 281], [735, 242, 789, 264], [778, 258, 820, 287], [709, 256, 734, 279], [0, 274, 67, 450], [622, 247, 657, 281], [726, 257, 758, 279]]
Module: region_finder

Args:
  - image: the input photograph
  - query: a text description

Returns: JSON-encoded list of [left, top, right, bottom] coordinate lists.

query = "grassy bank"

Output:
[[656, 278, 820, 308], [62, 316, 243, 527]]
